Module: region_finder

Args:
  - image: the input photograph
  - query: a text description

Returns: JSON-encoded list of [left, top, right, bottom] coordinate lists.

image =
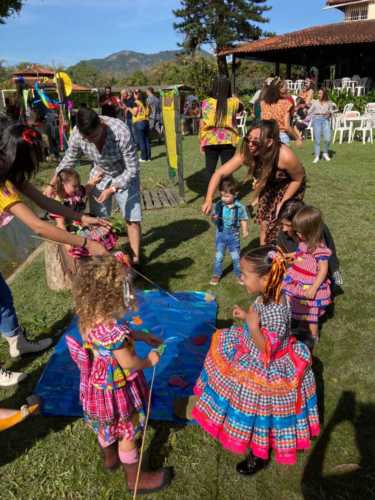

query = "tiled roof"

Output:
[[13, 64, 55, 76], [220, 19, 375, 55], [326, 0, 364, 5]]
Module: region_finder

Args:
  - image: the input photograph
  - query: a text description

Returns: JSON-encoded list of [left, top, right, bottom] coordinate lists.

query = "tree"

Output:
[[173, 0, 270, 75], [67, 62, 101, 88], [0, 0, 24, 24]]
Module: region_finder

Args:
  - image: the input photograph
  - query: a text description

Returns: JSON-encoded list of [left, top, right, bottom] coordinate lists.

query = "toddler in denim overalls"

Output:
[[210, 177, 249, 286]]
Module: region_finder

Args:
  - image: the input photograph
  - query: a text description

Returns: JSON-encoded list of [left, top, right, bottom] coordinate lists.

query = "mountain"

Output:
[[71, 49, 212, 75]]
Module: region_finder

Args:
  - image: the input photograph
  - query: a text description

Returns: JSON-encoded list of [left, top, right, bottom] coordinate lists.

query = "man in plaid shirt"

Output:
[[46, 108, 142, 264]]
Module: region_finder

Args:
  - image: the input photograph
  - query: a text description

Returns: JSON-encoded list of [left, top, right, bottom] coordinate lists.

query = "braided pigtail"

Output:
[[264, 248, 289, 304]]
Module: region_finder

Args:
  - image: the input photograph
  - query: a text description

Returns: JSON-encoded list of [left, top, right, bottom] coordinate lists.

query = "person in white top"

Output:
[[308, 89, 333, 163]]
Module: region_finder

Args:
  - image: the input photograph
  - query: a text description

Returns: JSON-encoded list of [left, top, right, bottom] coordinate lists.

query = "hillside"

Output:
[[72, 49, 212, 75]]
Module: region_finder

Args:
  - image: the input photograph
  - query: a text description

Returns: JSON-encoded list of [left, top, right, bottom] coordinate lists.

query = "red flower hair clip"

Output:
[[114, 251, 131, 268], [22, 128, 40, 145]]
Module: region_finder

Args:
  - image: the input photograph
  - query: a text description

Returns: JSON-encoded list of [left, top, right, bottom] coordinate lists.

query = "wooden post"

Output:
[[274, 62, 280, 77], [286, 62, 292, 79], [232, 55, 237, 94], [44, 242, 77, 291], [173, 92, 185, 201]]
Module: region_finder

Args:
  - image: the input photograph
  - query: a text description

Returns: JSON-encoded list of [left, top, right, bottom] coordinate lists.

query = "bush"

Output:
[[328, 90, 375, 112]]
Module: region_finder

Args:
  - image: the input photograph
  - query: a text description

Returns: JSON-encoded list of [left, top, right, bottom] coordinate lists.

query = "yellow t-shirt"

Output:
[[199, 97, 240, 147], [132, 100, 150, 123], [0, 180, 21, 227]]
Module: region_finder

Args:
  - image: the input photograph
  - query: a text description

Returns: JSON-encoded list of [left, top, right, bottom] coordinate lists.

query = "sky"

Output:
[[0, 0, 342, 67]]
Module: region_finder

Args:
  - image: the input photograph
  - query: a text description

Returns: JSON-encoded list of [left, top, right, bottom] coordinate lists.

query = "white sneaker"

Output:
[[0, 367, 27, 387], [139, 159, 147, 163], [332, 270, 344, 286], [312, 156, 320, 164], [5, 328, 53, 358], [323, 153, 331, 161]]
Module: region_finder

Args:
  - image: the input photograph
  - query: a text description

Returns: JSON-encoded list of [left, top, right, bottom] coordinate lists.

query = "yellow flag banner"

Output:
[[161, 89, 178, 176]]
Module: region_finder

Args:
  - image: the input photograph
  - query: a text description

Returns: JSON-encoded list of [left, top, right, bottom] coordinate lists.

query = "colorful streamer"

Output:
[[34, 81, 59, 110]]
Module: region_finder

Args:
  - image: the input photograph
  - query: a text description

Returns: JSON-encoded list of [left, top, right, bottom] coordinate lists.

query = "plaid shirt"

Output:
[[56, 116, 139, 190]]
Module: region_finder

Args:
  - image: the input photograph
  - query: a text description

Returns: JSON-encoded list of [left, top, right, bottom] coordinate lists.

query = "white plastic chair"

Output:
[[331, 103, 340, 128], [333, 79, 343, 93], [295, 80, 304, 92], [364, 103, 375, 114], [332, 112, 359, 144], [343, 103, 354, 113], [285, 80, 294, 91], [305, 123, 314, 141], [341, 78, 353, 95], [352, 118, 374, 144], [237, 111, 247, 137]]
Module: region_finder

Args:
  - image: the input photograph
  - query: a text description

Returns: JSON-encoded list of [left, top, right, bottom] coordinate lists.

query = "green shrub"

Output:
[[328, 90, 375, 112]]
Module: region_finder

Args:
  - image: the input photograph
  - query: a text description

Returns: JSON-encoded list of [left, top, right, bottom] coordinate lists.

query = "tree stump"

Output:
[[44, 242, 77, 291]]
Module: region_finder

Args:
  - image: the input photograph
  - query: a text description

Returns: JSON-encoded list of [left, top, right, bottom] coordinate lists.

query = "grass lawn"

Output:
[[0, 136, 374, 499]]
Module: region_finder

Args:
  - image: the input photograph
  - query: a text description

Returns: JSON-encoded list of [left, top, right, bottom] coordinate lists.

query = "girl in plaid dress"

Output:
[[49, 168, 118, 256], [66, 256, 172, 495], [191, 246, 320, 475], [282, 206, 331, 342]]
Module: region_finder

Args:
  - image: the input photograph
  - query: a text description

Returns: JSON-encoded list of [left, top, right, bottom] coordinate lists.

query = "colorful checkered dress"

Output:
[[282, 242, 332, 324], [192, 297, 320, 465], [66, 323, 148, 448]]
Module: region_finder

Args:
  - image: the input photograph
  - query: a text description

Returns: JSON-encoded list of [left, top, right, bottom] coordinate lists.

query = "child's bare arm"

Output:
[[305, 259, 328, 299], [55, 217, 66, 231], [132, 330, 162, 347], [240, 219, 249, 238], [113, 346, 159, 371], [85, 172, 104, 194], [233, 305, 266, 352], [245, 306, 266, 353]]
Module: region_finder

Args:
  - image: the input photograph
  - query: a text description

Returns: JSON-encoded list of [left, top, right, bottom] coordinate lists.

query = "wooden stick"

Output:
[[132, 364, 157, 500]]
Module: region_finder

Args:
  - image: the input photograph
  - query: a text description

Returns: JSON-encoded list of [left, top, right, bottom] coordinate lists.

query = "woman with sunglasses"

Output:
[[202, 119, 305, 245]]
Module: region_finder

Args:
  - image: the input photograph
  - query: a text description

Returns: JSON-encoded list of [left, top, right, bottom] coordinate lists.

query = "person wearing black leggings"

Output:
[[199, 76, 242, 183]]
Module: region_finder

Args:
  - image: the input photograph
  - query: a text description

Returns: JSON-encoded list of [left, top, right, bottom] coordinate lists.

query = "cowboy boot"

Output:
[[123, 461, 172, 495], [5, 327, 52, 358], [100, 442, 120, 471]]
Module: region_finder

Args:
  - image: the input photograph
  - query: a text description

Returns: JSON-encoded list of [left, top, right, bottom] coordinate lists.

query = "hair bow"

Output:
[[267, 250, 277, 262], [114, 251, 131, 268]]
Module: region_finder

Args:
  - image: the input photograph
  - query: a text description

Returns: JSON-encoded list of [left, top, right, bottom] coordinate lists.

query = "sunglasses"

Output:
[[244, 137, 261, 147]]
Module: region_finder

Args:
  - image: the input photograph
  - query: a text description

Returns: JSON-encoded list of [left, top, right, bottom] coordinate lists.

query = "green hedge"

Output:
[[328, 90, 375, 112]]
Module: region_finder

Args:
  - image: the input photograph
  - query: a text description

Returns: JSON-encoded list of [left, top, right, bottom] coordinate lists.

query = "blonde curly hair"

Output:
[[72, 256, 134, 338]]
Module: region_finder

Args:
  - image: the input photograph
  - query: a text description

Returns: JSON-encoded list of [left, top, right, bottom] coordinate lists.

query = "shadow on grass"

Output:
[[0, 362, 77, 467], [143, 219, 210, 263], [136, 257, 195, 293], [220, 237, 260, 280], [0, 311, 77, 466], [8, 311, 74, 374], [302, 391, 375, 500], [185, 167, 254, 206], [185, 168, 208, 204], [151, 152, 167, 161], [147, 421, 186, 470]]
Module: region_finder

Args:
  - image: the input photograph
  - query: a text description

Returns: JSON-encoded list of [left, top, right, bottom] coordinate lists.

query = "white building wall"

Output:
[[368, 1, 375, 19]]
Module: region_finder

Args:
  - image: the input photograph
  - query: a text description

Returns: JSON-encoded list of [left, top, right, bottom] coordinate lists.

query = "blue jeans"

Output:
[[89, 175, 142, 222], [279, 131, 290, 145], [312, 117, 331, 156], [126, 118, 135, 145], [0, 272, 19, 337], [213, 230, 241, 278], [134, 121, 151, 160]]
